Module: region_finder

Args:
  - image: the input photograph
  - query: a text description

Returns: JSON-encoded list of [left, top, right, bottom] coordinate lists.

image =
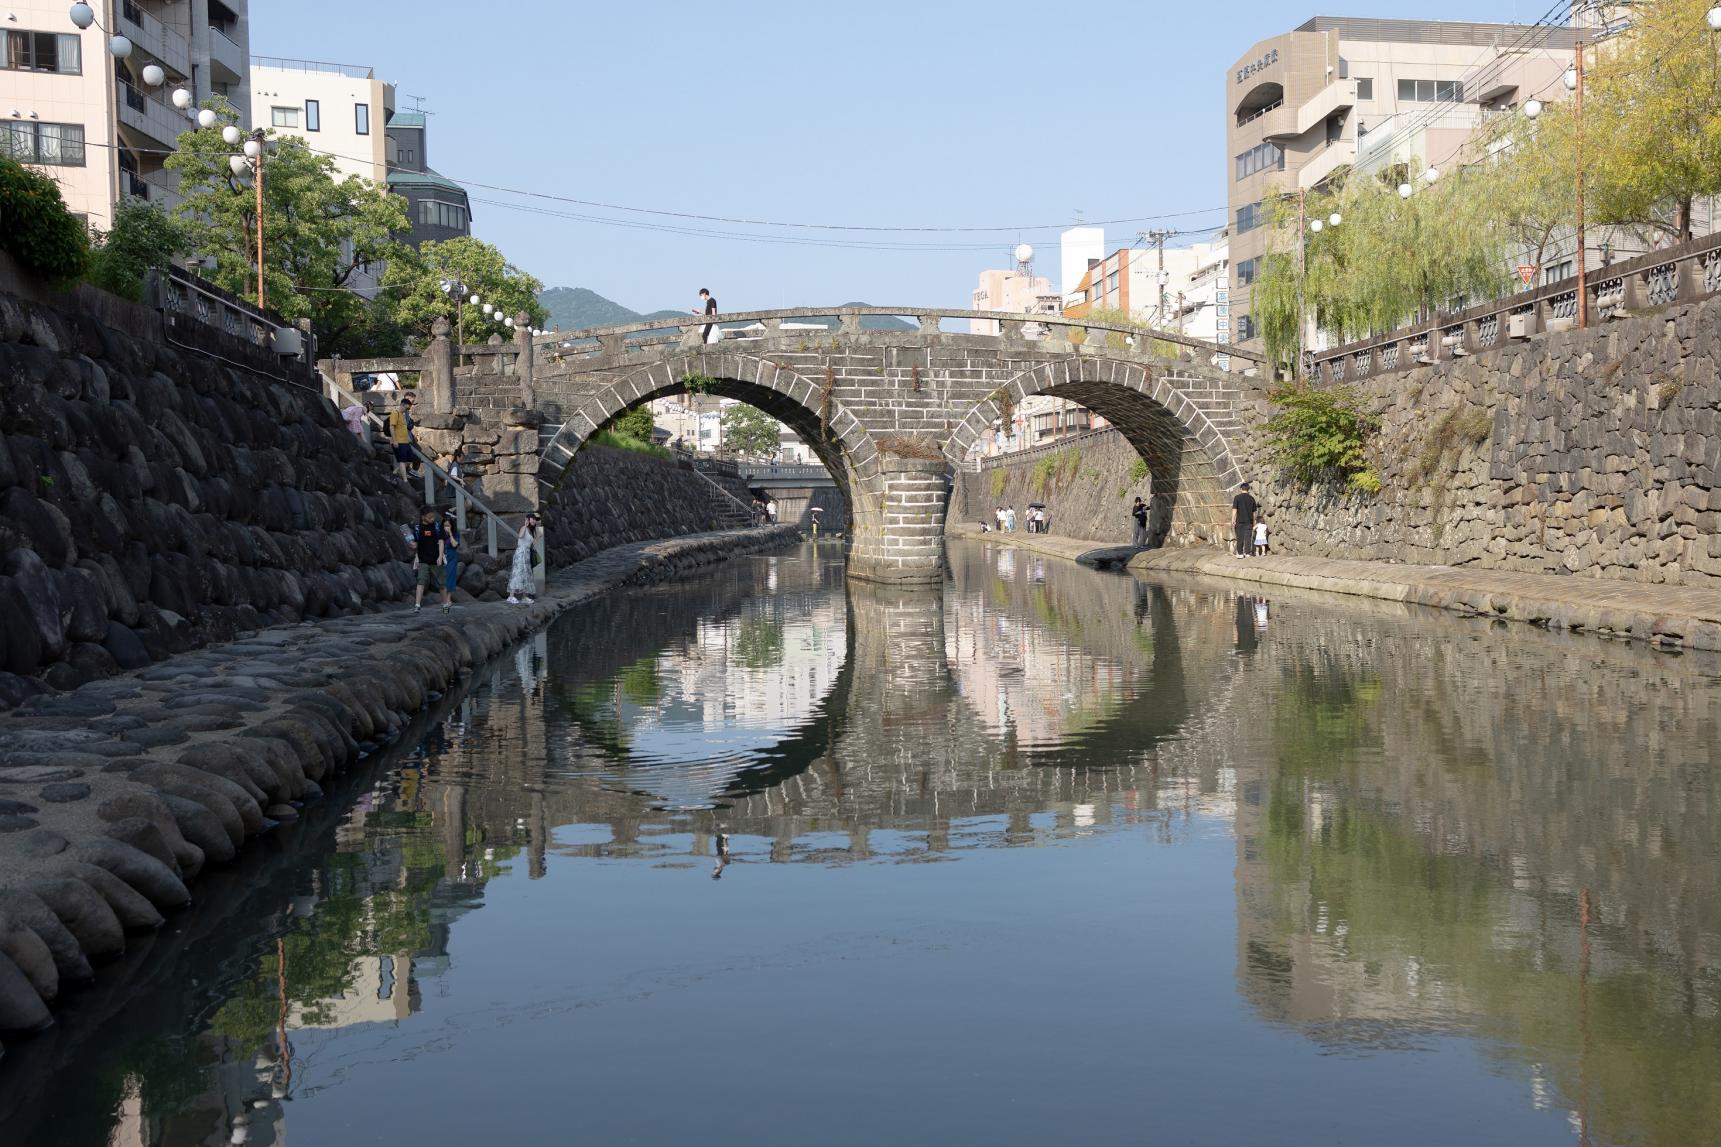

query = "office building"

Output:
[[1225, 14, 1584, 348], [969, 266, 1056, 334], [1059, 226, 1105, 305], [1, 0, 250, 228], [250, 58, 471, 250]]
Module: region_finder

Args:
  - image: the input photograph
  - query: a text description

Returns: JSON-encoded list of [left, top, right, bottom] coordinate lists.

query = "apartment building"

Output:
[[2, 0, 250, 229], [251, 59, 471, 250], [1225, 14, 1582, 348], [969, 267, 1056, 334]]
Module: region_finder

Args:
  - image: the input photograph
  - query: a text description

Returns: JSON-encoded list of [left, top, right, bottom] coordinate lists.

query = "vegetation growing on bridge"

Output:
[[1264, 385, 1380, 494]]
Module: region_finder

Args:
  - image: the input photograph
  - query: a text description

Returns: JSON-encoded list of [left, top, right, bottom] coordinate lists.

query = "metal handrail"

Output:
[[321, 372, 527, 565]]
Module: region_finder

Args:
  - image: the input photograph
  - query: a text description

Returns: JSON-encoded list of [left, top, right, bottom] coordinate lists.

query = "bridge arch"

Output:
[[537, 350, 870, 528], [946, 357, 1240, 546]]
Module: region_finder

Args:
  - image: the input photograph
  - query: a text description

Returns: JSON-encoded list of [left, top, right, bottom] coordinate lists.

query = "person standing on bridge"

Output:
[[1131, 497, 1149, 547], [1231, 482, 1259, 558], [697, 288, 720, 345]]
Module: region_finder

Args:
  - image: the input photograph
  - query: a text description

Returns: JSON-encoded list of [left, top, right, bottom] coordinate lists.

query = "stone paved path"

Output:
[[947, 525, 1721, 651], [0, 525, 798, 1048]]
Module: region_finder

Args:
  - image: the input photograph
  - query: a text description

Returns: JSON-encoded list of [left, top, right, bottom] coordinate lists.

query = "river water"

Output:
[[2, 539, 1718, 1146]]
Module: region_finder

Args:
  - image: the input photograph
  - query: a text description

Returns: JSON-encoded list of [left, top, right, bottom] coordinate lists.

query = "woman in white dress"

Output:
[[507, 512, 541, 604]]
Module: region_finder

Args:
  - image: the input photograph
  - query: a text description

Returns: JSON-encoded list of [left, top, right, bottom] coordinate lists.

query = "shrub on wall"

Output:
[[0, 156, 89, 285], [86, 198, 188, 301], [1264, 385, 1380, 493]]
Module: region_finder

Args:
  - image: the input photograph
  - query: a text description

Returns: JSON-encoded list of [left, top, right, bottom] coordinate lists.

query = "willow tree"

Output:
[[1469, 104, 1579, 276], [1583, 0, 1721, 241]]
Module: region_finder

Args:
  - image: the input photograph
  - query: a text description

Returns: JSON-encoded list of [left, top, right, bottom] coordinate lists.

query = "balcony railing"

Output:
[[209, 28, 243, 78], [1236, 99, 1284, 128], [116, 78, 187, 147], [249, 55, 374, 79], [116, 0, 190, 77], [1308, 232, 1721, 383]]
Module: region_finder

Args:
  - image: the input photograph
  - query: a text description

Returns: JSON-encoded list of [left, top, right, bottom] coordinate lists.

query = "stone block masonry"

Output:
[[1241, 294, 1721, 587], [0, 524, 799, 1057], [0, 286, 421, 709]]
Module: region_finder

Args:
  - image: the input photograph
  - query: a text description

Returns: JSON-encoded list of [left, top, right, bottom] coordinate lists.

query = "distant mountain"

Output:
[[538, 288, 919, 334], [538, 287, 682, 332]]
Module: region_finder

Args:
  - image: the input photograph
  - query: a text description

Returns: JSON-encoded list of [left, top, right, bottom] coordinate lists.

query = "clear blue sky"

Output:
[[254, 0, 1542, 313]]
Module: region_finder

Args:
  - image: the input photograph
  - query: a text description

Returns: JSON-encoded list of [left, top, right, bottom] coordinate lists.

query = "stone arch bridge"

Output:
[[507, 308, 1263, 584]]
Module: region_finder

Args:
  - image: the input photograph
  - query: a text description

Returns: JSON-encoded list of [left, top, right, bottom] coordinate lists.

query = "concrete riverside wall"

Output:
[[0, 286, 420, 709], [1242, 295, 1721, 585], [0, 525, 799, 1055], [950, 428, 1156, 545]]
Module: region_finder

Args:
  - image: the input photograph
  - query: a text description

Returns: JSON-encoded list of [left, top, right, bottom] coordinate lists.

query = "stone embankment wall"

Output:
[[0, 287, 418, 709], [1241, 295, 1721, 585], [0, 525, 799, 1053], [950, 428, 1152, 545]]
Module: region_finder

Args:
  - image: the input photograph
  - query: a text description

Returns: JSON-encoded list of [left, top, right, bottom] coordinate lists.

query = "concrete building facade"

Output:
[[2, 0, 251, 229], [969, 267, 1055, 335], [249, 55, 391, 183], [1225, 14, 1583, 348]]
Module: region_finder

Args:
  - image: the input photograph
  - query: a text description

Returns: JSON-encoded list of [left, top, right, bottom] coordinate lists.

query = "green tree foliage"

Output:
[[1263, 384, 1380, 492], [1584, 0, 1721, 240], [0, 155, 88, 284], [608, 405, 656, 443], [720, 404, 781, 458], [381, 235, 548, 346], [165, 99, 408, 352], [85, 198, 188, 301]]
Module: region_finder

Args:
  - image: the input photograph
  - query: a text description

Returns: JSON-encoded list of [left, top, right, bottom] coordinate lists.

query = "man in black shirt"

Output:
[[697, 288, 718, 344], [1131, 496, 1149, 547], [1231, 482, 1259, 558], [412, 506, 446, 613]]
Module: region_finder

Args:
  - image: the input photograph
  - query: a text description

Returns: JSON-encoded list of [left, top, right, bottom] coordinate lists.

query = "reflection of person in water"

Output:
[[712, 831, 730, 880], [1234, 594, 1258, 655]]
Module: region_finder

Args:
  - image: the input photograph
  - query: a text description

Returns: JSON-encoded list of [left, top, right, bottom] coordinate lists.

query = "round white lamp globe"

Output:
[[1564, 67, 1578, 91], [1013, 243, 1034, 264], [69, 3, 95, 29], [141, 64, 164, 86], [1398, 183, 1414, 199], [505, 317, 515, 328], [242, 138, 261, 158], [197, 108, 217, 129], [481, 303, 493, 315], [1424, 166, 1440, 184], [468, 294, 479, 305], [1523, 98, 1543, 119], [108, 35, 132, 58], [228, 155, 247, 176], [1329, 212, 1342, 227], [222, 124, 242, 145], [1309, 219, 1323, 233], [172, 87, 192, 109], [1708, 6, 1721, 31]]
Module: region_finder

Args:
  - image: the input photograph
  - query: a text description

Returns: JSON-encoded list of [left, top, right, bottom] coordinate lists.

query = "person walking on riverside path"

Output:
[[507, 512, 542, 604], [441, 510, 462, 613], [697, 288, 720, 345], [412, 506, 448, 613], [1131, 497, 1149, 547], [388, 396, 419, 482], [1231, 482, 1259, 558]]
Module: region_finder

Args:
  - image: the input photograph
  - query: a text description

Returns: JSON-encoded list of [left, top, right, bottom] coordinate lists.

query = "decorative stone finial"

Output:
[[432, 316, 450, 339]]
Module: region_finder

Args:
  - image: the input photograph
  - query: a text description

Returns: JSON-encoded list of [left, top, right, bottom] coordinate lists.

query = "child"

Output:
[[1253, 516, 1269, 557]]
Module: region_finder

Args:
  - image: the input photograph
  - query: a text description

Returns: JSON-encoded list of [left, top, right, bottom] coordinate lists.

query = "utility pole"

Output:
[[1142, 229, 1174, 325], [1575, 38, 1588, 329], [1296, 187, 1307, 381], [250, 129, 266, 310]]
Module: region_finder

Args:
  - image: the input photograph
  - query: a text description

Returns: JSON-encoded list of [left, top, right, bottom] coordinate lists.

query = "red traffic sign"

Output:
[[1516, 264, 1536, 285]]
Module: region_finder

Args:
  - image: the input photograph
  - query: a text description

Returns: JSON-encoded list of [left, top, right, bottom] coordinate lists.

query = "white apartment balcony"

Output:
[[1297, 139, 1355, 191], [209, 28, 244, 84], [117, 78, 189, 149], [1261, 78, 1356, 143], [116, 0, 191, 78]]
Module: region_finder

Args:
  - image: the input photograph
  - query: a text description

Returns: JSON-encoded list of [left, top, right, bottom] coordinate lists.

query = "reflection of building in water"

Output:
[[288, 953, 416, 1029], [1230, 602, 1721, 1147]]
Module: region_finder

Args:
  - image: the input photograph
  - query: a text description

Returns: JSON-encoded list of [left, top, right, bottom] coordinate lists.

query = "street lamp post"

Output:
[[244, 131, 265, 310]]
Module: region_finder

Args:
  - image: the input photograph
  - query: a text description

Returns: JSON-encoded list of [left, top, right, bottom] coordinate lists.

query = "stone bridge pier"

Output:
[[466, 308, 1258, 585]]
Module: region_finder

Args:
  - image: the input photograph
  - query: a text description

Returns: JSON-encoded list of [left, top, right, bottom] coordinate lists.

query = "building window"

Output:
[[4, 121, 85, 166], [4, 30, 82, 74], [271, 106, 300, 128], [1337, 57, 1349, 80], [1397, 78, 1464, 103], [1107, 271, 1120, 292], [355, 103, 370, 135], [1235, 141, 1284, 181], [416, 199, 468, 231], [397, 148, 414, 165], [305, 99, 320, 132], [1543, 259, 1573, 285], [1355, 77, 1373, 101], [1237, 314, 1257, 341], [1236, 201, 1263, 234], [1235, 257, 1261, 286]]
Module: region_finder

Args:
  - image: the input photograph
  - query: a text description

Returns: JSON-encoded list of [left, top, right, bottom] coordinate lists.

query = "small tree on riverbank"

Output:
[[1264, 385, 1380, 493]]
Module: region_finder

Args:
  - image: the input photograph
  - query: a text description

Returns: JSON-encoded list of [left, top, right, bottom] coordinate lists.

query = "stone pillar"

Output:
[[515, 311, 535, 410], [427, 316, 454, 413], [847, 454, 948, 586]]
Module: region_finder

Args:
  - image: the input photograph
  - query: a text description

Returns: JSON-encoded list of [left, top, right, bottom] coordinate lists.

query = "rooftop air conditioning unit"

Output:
[[1508, 314, 1532, 340]]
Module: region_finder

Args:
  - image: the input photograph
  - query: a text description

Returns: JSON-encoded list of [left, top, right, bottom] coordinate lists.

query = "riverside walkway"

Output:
[[950, 526, 1721, 652]]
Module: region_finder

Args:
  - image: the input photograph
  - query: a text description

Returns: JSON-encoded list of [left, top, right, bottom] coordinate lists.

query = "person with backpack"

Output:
[[1131, 497, 1149, 547]]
